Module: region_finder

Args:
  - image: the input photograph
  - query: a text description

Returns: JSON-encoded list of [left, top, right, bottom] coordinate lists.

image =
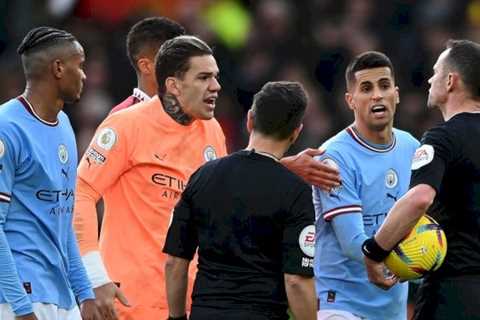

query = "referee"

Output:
[[363, 39, 480, 319], [163, 81, 316, 320]]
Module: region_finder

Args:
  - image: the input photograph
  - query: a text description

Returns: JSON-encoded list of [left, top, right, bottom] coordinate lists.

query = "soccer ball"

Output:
[[384, 215, 447, 280]]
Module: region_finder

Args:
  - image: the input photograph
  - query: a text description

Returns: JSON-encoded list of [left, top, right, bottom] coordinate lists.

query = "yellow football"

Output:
[[385, 215, 447, 280]]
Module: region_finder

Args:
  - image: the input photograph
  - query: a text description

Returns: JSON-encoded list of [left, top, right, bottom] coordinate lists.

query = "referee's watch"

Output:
[[362, 237, 391, 262]]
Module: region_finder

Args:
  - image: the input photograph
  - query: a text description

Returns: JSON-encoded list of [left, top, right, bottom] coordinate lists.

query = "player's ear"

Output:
[[395, 86, 400, 104], [290, 123, 303, 144], [52, 59, 64, 79], [446, 72, 458, 92], [165, 77, 180, 96], [345, 92, 355, 111], [137, 57, 154, 75], [246, 109, 254, 133]]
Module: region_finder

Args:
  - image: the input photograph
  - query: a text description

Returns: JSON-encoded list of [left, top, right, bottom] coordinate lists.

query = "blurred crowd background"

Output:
[[0, 0, 478, 156]]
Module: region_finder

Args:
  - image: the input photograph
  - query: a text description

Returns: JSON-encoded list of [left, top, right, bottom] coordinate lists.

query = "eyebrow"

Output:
[[359, 80, 373, 86], [198, 71, 217, 75]]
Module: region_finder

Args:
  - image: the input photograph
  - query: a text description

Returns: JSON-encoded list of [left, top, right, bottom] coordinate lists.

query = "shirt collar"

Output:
[[132, 88, 151, 102]]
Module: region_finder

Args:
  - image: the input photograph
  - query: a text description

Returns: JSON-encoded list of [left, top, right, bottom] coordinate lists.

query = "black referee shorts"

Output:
[[414, 275, 480, 320], [189, 305, 289, 320]]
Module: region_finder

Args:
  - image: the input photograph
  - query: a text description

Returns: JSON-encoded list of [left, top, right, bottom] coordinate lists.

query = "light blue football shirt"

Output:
[[313, 126, 419, 320], [0, 97, 94, 316]]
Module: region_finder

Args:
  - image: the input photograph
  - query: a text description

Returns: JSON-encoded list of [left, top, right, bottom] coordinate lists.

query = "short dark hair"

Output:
[[126, 17, 185, 71], [444, 39, 480, 98], [155, 35, 213, 96], [17, 26, 78, 80], [345, 51, 395, 90], [251, 81, 308, 140]]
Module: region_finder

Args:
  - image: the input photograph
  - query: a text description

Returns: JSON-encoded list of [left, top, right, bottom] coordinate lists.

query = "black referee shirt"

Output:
[[410, 112, 480, 278], [163, 150, 315, 314]]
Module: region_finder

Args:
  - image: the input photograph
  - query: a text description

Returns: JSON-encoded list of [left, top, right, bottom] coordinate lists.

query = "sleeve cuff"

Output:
[[77, 288, 96, 303], [82, 251, 112, 288], [323, 205, 362, 221], [13, 299, 34, 316]]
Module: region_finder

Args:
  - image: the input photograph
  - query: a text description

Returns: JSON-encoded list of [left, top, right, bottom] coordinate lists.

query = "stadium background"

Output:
[[2, 0, 478, 156], [0, 1, 475, 319]]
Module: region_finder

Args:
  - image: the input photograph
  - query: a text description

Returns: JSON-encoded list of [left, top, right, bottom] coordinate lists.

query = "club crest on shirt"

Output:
[[298, 225, 315, 258], [385, 168, 398, 189], [203, 146, 217, 162], [411, 144, 434, 170], [96, 128, 117, 151], [0, 139, 4, 159], [58, 144, 68, 164]]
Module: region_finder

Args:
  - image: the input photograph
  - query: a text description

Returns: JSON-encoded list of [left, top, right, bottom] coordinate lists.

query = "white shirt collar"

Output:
[[132, 88, 151, 102]]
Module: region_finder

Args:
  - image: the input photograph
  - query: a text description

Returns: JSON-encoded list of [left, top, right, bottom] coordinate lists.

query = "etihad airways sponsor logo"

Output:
[[35, 188, 75, 216], [36, 188, 74, 202], [151, 173, 187, 200]]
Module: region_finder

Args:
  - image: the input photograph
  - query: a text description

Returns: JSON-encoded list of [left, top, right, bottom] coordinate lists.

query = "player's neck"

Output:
[[137, 76, 156, 98], [160, 93, 193, 125], [23, 84, 63, 122], [352, 122, 393, 145], [246, 133, 289, 161]]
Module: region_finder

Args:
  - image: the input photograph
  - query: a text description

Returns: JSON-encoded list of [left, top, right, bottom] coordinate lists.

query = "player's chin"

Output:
[[370, 119, 392, 131], [63, 97, 80, 105], [200, 109, 215, 120]]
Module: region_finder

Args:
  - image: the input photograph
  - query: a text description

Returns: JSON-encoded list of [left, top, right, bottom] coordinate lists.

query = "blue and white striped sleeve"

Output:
[[313, 150, 367, 262], [313, 151, 362, 221]]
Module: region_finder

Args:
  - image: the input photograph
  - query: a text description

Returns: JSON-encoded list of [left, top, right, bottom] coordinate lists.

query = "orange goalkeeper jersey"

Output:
[[74, 96, 227, 319]]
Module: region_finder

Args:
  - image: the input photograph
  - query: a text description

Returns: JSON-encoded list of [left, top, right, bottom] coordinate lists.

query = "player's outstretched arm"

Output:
[[165, 255, 190, 319], [284, 273, 316, 320], [280, 148, 341, 191]]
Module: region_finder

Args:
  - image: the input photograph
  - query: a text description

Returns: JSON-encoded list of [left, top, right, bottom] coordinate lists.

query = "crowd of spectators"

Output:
[[0, 0, 476, 155]]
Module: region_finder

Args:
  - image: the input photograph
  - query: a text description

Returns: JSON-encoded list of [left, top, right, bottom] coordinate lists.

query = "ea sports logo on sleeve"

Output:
[[411, 145, 434, 170], [298, 225, 315, 258]]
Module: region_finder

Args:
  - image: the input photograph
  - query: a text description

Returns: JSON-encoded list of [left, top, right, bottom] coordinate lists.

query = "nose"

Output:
[[428, 76, 433, 85], [372, 86, 383, 101], [209, 77, 221, 92], [81, 70, 87, 82]]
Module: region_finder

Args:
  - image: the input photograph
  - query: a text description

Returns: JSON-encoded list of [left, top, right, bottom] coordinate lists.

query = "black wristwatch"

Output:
[[362, 237, 391, 262]]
